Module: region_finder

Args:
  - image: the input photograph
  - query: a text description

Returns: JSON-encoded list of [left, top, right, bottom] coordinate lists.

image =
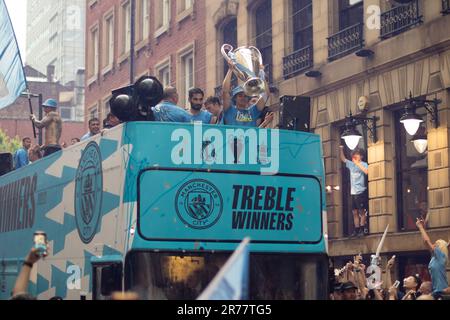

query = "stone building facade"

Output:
[[205, 0, 450, 281]]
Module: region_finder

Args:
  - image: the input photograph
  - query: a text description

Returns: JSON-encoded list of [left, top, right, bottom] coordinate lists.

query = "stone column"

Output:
[[364, 0, 381, 47], [428, 90, 450, 228], [271, 0, 286, 83], [312, 0, 333, 66], [368, 109, 396, 233]]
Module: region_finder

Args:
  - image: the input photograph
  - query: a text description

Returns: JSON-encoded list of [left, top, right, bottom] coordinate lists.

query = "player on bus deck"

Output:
[[30, 98, 62, 157], [221, 64, 270, 127]]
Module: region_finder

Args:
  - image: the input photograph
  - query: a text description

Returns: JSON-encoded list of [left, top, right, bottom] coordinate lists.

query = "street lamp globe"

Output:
[[342, 127, 362, 150], [413, 139, 428, 154], [400, 112, 423, 136], [411, 127, 428, 154]]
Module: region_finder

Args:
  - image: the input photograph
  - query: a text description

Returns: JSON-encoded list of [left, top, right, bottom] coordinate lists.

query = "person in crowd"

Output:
[[152, 87, 191, 123], [103, 113, 121, 129], [71, 138, 80, 145], [81, 118, 101, 141], [221, 65, 269, 127], [340, 282, 358, 300], [10, 247, 47, 300], [402, 274, 422, 300], [418, 281, 434, 300], [340, 146, 369, 237], [204, 96, 224, 125], [61, 142, 68, 149], [30, 98, 62, 157], [28, 145, 43, 164], [187, 88, 216, 124], [416, 218, 449, 299], [14, 137, 31, 170]]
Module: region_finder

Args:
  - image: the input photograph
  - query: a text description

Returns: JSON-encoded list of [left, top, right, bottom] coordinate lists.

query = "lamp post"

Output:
[[411, 126, 428, 154]]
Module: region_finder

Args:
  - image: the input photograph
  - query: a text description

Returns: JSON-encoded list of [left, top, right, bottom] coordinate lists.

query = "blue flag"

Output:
[[198, 238, 250, 300], [0, 0, 26, 110]]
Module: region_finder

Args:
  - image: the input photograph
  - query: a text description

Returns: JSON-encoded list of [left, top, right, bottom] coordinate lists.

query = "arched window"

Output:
[[221, 18, 237, 80], [254, 0, 272, 83]]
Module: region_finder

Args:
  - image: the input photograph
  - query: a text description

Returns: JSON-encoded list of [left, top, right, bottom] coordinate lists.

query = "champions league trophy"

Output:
[[221, 44, 266, 97]]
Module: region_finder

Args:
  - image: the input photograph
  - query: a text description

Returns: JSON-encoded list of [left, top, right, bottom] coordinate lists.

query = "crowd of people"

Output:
[[12, 64, 276, 171], [330, 219, 450, 300]]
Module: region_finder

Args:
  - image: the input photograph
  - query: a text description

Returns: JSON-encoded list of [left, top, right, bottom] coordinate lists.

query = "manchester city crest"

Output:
[[175, 180, 223, 230], [75, 142, 103, 244]]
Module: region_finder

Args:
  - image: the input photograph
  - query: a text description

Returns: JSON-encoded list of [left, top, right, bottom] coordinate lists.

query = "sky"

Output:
[[5, 0, 27, 63]]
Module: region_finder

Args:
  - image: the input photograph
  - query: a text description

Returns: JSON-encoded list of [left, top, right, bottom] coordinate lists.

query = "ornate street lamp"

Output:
[[400, 92, 440, 136], [342, 113, 378, 150]]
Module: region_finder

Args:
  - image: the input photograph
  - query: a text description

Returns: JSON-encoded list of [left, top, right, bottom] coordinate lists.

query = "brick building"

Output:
[[0, 65, 85, 145], [85, 0, 207, 126], [205, 0, 450, 282]]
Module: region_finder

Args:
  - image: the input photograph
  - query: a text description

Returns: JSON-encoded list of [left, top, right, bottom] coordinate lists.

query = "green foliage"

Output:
[[0, 128, 21, 154]]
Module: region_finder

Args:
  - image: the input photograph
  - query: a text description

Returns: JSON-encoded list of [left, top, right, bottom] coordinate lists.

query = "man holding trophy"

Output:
[[221, 44, 270, 127]]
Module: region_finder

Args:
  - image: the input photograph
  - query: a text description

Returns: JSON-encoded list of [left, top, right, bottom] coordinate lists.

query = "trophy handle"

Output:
[[221, 44, 234, 64]]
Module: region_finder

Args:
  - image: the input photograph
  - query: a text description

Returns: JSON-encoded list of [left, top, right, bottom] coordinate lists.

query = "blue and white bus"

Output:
[[0, 122, 328, 300]]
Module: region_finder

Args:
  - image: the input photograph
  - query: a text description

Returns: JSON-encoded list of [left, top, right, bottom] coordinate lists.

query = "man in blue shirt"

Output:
[[205, 96, 224, 125], [14, 137, 31, 170], [152, 87, 191, 123], [81, 118, 101, 141], [340, 146, 369, 237], [187, 88, 216, 124], [221, 67, 269, 127]]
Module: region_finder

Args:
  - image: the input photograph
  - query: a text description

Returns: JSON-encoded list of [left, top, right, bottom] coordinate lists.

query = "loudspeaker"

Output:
[[0, 153, 13, 176], [280, 96, 311, 132]]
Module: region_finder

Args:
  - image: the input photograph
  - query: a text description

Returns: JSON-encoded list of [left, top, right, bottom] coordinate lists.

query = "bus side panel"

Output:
[[0, 125, 127, 300]]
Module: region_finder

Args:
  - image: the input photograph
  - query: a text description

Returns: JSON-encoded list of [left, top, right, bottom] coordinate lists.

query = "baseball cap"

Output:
[[341, 282, 358, 292]]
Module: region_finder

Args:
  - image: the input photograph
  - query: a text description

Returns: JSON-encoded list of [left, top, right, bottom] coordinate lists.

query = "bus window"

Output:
[[125, 252, 328, 300], [92, 263, 123, 300]]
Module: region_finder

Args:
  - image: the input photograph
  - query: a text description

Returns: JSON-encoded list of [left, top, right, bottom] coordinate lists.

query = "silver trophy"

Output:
[[221, 44, 266, 97]]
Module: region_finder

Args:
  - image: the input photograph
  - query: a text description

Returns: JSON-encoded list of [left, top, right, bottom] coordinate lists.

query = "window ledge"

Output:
[[87, 74, 98, 86], [154, 24, 169, 39], [136, 39, 149, 53], [102, 64, 113, 77], [176, 7, 193, 24], [118, 52, 130, 65]]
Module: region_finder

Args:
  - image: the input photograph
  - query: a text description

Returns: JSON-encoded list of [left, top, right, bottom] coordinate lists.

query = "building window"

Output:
[[283, 0, 313, 79], [138, 0, 150, 42], [60, 107, 72, 121], [395, 107, 428, 232], [340, 124, 369, 237], [328, 0, 364, 61], [89, 106, 98, 120], [155, 0, 170, 36], [157, 62, 171, 87], [89, 26, 99, 79], [178, 0, 193, 13], [121, 1, 131, 55], [254, 0, 273, 83], [380, 0, 422, 39], [103, 13, 115, 69], [339, 0, 364, 30], [221, 18, 237, 81], [178, 49, 194, 107]]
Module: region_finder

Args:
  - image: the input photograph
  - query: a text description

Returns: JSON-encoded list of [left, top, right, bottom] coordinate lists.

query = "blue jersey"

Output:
[[345, 160, 368, 195], [190, 110, 213, 124], [14, 148, 29, 169], [223, 104, 261, 127], [152, 101, 192, 123]]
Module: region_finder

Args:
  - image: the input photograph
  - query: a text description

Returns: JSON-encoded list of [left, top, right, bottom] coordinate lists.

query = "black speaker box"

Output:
[[280, 96, 311, 132], [0, 153, 13, 176]]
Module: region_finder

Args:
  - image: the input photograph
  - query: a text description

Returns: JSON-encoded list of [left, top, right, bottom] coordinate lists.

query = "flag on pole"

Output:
[[0, 0, 26, 110], [197, 238, 250, 300]]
